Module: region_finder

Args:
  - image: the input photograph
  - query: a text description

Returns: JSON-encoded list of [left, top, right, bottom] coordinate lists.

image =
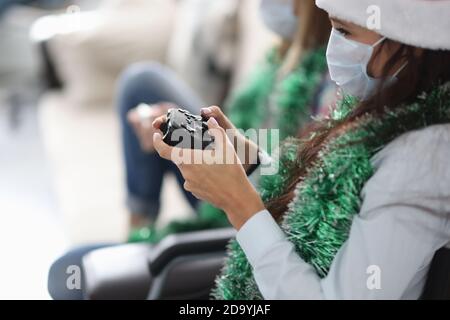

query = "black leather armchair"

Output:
[[82, 228, 449, 300], [421, 247, 450, 300], [82, 228, 236, 300]]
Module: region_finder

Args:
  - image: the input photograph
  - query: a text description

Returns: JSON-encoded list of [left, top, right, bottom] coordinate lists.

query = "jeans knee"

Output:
[[118, 62, 169, 106], [118, 63, 155, 115], [121, 62, 166, 86]]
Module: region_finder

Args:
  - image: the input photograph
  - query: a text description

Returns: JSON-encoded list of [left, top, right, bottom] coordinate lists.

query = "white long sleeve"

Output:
[[236, 124, 450, 300]]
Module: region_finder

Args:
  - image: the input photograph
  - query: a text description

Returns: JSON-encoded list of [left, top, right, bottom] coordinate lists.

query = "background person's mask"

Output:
[[260, 0, 298, 40], [326, 28, 402, 100]]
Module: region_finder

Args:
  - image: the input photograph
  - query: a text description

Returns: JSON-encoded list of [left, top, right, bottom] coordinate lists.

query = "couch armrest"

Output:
[[82, 243, 153, 300], [149, 227, 236, 276], [82, 228, 235, 300], [421, 247, 450, 300]]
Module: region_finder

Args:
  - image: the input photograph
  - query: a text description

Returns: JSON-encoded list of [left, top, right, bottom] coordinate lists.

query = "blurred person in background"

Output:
[[121, 0, 335, 242], [47, 0, 336, 299]]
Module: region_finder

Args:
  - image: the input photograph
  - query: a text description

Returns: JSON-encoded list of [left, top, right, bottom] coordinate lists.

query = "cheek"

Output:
[[368, 42, 402, 78], [367, 45, 387, 78]]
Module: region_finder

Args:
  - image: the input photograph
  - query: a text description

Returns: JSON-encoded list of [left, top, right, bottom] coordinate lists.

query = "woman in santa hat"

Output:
[[154, 0, 450, 299]]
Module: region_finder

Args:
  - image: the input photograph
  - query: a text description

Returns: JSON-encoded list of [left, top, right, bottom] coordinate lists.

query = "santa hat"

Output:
[[315, 0, 450, 50]]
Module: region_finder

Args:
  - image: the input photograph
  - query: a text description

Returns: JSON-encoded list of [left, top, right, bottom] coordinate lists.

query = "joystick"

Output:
[[160, 109, 214, 150]]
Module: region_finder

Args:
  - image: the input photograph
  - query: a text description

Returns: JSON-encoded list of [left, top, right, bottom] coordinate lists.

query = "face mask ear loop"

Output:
[[372, 36, 387, 48], [370, 36, 407, 79], [392, 61, 408, 78], [364, 37, 386, 76]]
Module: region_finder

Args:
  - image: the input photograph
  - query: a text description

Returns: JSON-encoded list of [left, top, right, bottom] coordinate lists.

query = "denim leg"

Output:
[[117, 62, 204, 219]]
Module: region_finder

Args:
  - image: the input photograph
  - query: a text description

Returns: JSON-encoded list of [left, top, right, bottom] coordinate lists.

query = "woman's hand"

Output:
[[199, 106, 260, 172], [128, 103, 174, 152], [153, 116, 265, 230], [200, 106, 235, 131]]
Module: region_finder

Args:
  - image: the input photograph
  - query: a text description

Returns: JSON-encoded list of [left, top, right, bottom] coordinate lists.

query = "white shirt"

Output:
[[237, 124, 450, 300]]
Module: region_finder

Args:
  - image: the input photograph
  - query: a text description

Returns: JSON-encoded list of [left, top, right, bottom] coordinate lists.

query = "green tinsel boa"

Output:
[[130, 47, 327, 244], [212, 82, 450, 300], [197, 47, 328, 234]]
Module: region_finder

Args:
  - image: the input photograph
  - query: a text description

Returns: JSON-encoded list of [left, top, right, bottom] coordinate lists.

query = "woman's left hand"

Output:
[[153, 117, 265, 230]]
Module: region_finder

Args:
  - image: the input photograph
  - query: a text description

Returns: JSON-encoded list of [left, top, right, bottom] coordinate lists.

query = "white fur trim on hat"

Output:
[[316, 0, 450, 50]]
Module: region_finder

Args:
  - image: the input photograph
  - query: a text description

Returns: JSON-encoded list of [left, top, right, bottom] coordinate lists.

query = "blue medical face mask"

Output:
[[326, 28, 406, 100], [260, 0, 298, 40]]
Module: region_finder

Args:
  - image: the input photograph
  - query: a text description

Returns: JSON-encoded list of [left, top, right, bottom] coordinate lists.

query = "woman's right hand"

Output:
[[200, 106, 260, 170], [200, 106, 235, 132], [153, 106, 260, 171]]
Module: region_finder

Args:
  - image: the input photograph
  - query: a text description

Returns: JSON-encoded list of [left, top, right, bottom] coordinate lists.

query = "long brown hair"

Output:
[[267, 41, 450, 220], [278, 0, 331, 76]]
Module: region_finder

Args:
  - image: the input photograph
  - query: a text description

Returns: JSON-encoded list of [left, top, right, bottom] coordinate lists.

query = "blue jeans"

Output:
[[118, 62, 204, 220]]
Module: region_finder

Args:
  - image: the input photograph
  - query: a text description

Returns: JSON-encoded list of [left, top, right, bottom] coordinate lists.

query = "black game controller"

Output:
[[160, 109, 214, 150]]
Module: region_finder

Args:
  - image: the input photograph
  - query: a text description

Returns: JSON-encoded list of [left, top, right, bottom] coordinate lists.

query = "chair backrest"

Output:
[[421, 247, 450, 300], [148, 252, 226, 300], [146, 228, 236, 299]]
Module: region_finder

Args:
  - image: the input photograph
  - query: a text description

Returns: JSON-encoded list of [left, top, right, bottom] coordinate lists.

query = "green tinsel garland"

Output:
[[197, 47, 328, 235], [212, 82, 450, 300], [130, 47, 328, 244]]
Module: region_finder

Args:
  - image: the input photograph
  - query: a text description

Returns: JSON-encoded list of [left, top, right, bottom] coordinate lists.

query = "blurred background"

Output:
[[0, 0, 276, 299]]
